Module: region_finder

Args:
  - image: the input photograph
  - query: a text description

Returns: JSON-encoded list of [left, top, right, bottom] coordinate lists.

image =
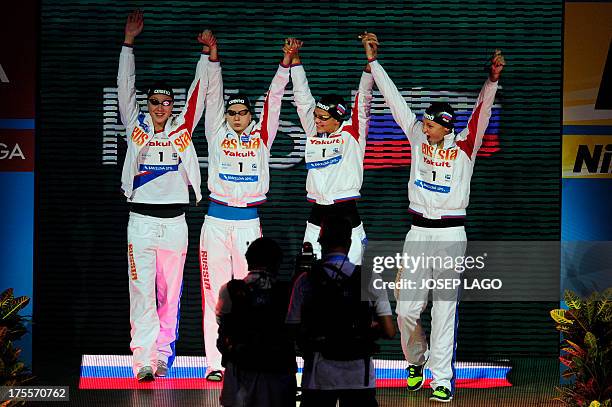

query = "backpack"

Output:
[[217, 275, 295, 373], [300, 260, 379, 361]]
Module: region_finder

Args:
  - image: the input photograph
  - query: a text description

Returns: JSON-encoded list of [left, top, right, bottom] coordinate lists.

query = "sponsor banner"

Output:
[[562, 134, 612, 178], [562, 2, 612, 384], [0, 130, 34, 172], [564, 3, 612, 126], [562, 1, 612, 245]]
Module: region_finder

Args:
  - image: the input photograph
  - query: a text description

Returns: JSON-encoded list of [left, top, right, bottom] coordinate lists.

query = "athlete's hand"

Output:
[[198, 30, 217, 51], [360, 32, 378, 73], [124, 9, 144, 45], [198, 30, 218, 59], [360, 32, 379, 61], [488, 49, 505, 82]]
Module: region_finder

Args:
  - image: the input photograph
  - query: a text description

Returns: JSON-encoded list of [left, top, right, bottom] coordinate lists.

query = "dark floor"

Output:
[[33, 357, 561, 407]]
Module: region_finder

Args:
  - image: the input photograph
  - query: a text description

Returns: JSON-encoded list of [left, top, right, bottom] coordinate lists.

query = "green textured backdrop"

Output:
[[37, 1, 562, 360]]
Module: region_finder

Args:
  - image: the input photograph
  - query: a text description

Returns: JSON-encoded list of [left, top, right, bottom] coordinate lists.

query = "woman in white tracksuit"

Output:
[[118, 10, 209, 381], [196, 31, 295, 381], [289, 37, 374, 265], [363, 32, 505, 402]]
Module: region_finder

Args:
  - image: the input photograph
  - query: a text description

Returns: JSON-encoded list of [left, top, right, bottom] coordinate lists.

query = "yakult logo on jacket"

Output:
[[148, 140, 171, 147], [309, 137, 344, 146], [223, 149, 256, 158]]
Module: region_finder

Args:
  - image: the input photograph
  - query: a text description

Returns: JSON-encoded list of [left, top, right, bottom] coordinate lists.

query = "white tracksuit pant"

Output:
[[199, 215, 262, 370], [127, 212, 187, 375], [303, 221, 367, 265], [395, 225, 467, 392]]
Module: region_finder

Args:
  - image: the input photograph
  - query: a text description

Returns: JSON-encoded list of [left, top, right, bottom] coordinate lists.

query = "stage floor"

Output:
[[44, 386, 561, 407]]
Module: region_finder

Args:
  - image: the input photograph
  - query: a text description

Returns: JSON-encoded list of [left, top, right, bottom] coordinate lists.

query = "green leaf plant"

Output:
[[0, 288, 33, 406], [551, 288, 612, 407]]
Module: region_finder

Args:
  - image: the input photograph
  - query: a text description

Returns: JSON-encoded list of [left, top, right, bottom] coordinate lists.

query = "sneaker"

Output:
[[205, 369, 223, 382], [430, 386, 453, 402], [406, 364, 424, 391], [136, 366, 155, 382], [155, 360, 168, 377]]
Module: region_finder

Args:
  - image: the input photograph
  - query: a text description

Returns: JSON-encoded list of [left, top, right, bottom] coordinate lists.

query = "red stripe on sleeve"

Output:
[[168, 80, 201, 138], [346, 92, 360, 142], [260, 92, 270, 147], [456, 102, 482, 160]]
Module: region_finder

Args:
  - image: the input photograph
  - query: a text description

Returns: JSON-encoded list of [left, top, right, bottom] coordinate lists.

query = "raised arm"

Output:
[[251, 38, 294, 147], [350, 34, 377, 144], [455, 50, 505, 161], [117, 10, 144, 127], [289, 40, 317, 137], [170, 31, 211, 137], [364, 32, 418, 144], [198, 30, 225, 141]]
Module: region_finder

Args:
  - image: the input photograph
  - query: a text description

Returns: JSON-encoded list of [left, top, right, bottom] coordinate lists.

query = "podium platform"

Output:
[[79, 355, 512, 390]]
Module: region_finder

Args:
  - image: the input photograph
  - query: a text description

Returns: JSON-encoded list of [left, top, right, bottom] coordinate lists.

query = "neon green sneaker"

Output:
[[430, 386, 453, 402], [406, 364, 424, 391]]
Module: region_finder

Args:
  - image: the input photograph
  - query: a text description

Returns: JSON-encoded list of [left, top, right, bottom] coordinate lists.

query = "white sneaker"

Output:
[[155, 360, 168, 377]]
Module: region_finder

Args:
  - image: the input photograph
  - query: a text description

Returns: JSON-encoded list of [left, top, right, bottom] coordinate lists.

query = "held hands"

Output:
[[283, 37, 304, 65], [282, 37, 303, 65], [282, 38, 303, 56], [124, 9, 144, 45], [359, 32, 379, 73], [198, 30, 218, 59], [488, 49, 505, 82]]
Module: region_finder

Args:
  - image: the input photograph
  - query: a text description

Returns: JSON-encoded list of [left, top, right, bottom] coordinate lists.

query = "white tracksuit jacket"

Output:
[[204, 59, 290, 207], [291, 64, 374, 205], [369, 60, 499, 219], [118, 45, 208, 203]]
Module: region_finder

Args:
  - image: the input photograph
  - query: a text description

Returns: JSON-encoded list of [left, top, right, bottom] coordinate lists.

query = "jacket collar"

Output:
[[142, 113, 177, 135], [318, 119, 349, 138], [442, 130, 457, 149], [225, 120, 256, 137]]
